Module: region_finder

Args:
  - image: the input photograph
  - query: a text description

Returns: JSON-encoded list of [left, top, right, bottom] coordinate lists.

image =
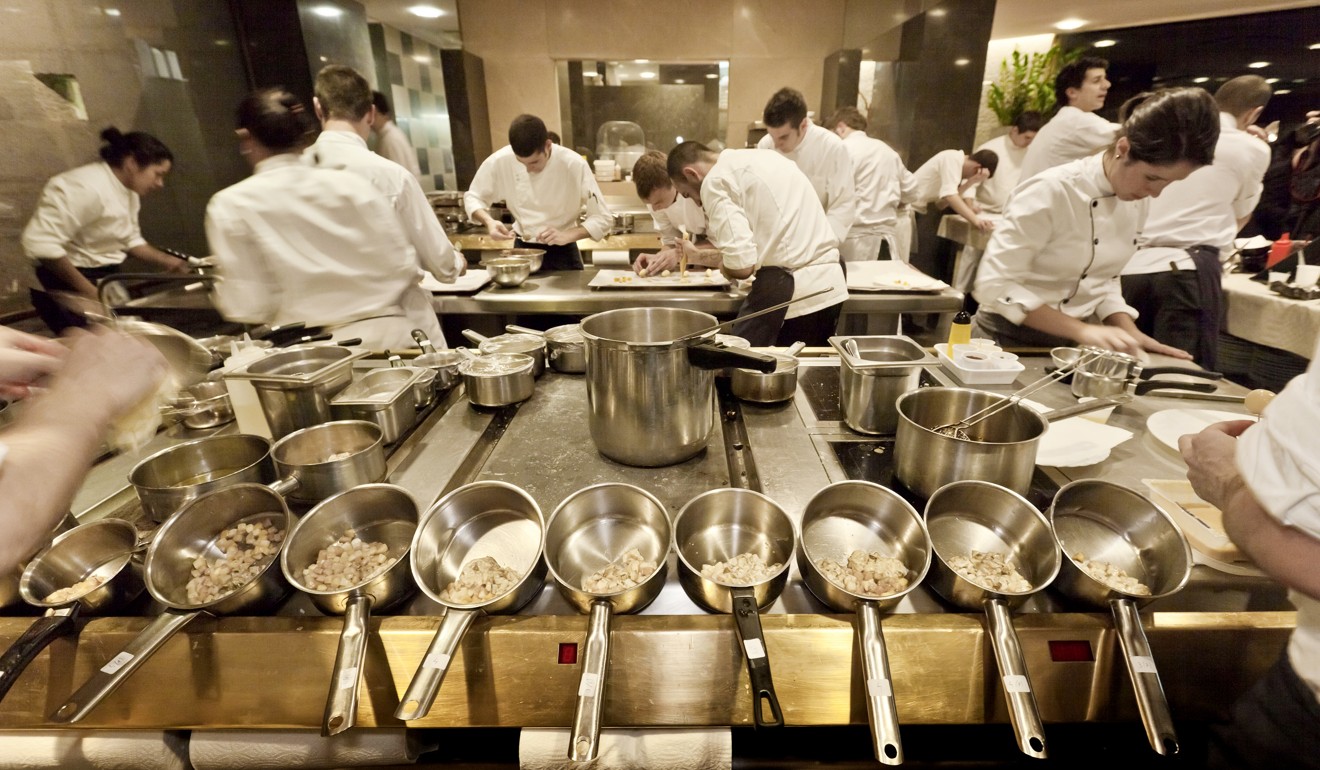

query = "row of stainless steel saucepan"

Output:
[[0, 467, 1191, 763]]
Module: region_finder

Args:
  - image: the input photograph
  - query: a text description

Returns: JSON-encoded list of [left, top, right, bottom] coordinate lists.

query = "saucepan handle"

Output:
[[730, 587, 783, 728], [570, 600, 613, 762], [984, 598, 1048, 759], [1140, 366, 1223, 380], [1134, 380, 1218, 396], [687, 341, 777, 372], [461, 329, 490, 346], [323, 592, 374, 737], [1111, 598, 1180, 756], [857, 601, 904, 764], [395, 607, 480, 721], [0, 604, 82, 704]]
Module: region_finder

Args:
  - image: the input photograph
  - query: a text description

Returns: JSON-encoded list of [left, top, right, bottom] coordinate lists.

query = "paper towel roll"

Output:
[[0, 730, 189, 770], [189, 728, 434, 770], [519, 728, 731, 770]]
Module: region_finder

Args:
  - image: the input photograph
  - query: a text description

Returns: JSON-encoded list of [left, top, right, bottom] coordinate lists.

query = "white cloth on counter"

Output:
[[1021, 399, 1133, 467], [518, 728, 731, 770], [1018, 105, 1119, 183], [21, 161, 146, 267], [0, 730, 188, 770], [464, 144, 613, 242], [758, 121, 857, 243], [188, 728, 434, 770]]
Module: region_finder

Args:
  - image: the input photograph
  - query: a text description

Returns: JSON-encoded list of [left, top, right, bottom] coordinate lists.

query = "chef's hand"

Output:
[[0, 327, 66, 400], [634, 249, 679, 276], [971, 217, 995, 232], [1138, 334, 1194, 360], [1178, 419, 1256, 510], [53, 328, 168, 423], [1073, 324, 1145, 357], [486, 221, 516, 240], [163, 258, 193, 275], [535, 227, 577, 246], [969, 168, 991, 186]]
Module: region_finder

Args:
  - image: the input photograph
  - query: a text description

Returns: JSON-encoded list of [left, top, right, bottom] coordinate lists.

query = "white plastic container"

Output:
[[935, 344, 1024, 385], [220, 344, 272, 438]]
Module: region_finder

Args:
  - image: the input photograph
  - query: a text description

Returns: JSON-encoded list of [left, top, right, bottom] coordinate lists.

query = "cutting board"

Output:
[[589, 269, 730, 289], [421, 270, 492, 293], [1144, 478, 1247, 564], [845, 261, 948, 292]]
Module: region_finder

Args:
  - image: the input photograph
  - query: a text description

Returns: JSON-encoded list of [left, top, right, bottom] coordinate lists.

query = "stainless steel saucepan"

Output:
[[674, 488, 795, 728], [411, 329, 465, 390], [269, 420, 387, 504], [731, 341, 806, 404], [507, 324, 586, 374], [924, 481, 1061, 760], [798, 481, 932, 765], [462, 329, 547, 377], [544, 483, 671, 761], [129, 434, 274, 523], [1048, 480, 1193, 757]]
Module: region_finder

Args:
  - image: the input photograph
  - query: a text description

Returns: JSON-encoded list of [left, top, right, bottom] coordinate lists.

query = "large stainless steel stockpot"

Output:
[[580, 307, 774, 467], [129, 434, 274, 522]]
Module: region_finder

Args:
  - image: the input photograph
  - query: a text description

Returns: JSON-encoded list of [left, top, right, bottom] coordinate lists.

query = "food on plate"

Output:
[[45, 574, 107, 604], [638, 268, 649, 277], [439, 556, 521, 604], [583, 547, 657, 593], [186, 520, 284, 604], [947, 550, 1032, 592], [1073, 553, 1151, 596], [818, 549, 908, 596], [612, 275, 633, 284], [700, 552, 782, 585], [302, 529, 397, 591], [661, 269, 671, 277]]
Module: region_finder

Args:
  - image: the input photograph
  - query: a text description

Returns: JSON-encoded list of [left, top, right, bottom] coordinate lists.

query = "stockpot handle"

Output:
[[569, 600, 613, 762], [1111, 598, 1180, 756], [730, 587, 784, 728], [687, 341, 777, 373], [0, 604, 82, 704], [395, 607, 480, 721], [505, 325, 547, 338], [323, 592, 374, 737], [983, 598, 1048, 759], [857, 602, 904, 764], [50, 609, 201, 723]]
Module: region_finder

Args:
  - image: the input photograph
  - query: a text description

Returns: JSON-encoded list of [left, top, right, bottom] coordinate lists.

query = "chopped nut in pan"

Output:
[[947, 550, 1031, 593], [583, 548, 657, 594], [819, 549, 909, 597], [302, 529, 397, 591], [187, 520, 284, 604], [439, 556, 520, 604], [701, 552, 782, 586], [1073, 553, 1151, 596]]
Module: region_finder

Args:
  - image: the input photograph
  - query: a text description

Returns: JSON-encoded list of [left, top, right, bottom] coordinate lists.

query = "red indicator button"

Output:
[[1049, 640, 1094, 662], [558, 643, 578, 665]]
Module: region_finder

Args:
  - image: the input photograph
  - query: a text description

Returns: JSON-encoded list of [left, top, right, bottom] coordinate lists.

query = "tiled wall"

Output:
[[368, 23, 458, 192]]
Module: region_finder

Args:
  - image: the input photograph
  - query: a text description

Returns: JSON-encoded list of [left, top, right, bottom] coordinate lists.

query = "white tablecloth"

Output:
[[1222, 273, 1320, 359]]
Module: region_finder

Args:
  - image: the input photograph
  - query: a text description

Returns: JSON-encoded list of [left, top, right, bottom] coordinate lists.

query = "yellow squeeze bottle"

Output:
[[946, 310, 971, 356]]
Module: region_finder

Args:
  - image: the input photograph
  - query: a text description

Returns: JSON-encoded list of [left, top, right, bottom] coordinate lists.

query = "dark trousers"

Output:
[[1208, 653, 1320, 770], [31, 263, 119, 334], [780, 303, 843, 346], [1121, 245, 1222, 369], [732, 267, 794, 347], [515, 239, 583, 271]]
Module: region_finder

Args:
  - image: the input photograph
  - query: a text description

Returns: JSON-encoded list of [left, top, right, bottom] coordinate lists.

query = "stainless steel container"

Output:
[[463, 330, 547, 377], [496, 248, 544, 273], [330, 368, 423, 444], [830, 335, 937, 435], [485, 256, 531, 287], [228, 345, 367, 438], [507, 324, 586, 374], [129, 434, 275, 523], [174, 381, 235, 430], [731, 342, 805, 404], [270, 420, 387, 504], [458, 353, 536, 407]]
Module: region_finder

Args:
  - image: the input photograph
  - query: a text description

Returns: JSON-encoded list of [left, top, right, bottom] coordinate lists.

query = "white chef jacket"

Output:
[[700, 149, 848, 319], [757, 121, 857, 244], [1237, 334, 1320, 699], [649, 192, 707, 246], [464, 145, 613, 243], [841, 130, 914, 235], [205, 154, 441, 350], [1018, 106, 1119, 183], [1124, 113, 1271, 275], [374, 120, 422, 180], [974, 153, 1143, 326], [309, 130, 462, 283], [909, 149, 965, 212], [973, 133, 1029, 214], [22, 161, 146, 267]]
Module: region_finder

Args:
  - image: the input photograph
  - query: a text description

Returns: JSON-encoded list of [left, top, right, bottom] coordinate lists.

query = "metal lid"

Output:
[[545, 325, 584, 345], [478, 333, 545, 356], [459, 353, 535, 377]]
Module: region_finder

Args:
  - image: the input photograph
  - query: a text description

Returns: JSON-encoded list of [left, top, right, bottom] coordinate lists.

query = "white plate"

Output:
[[420, 270, 492, 293], [845, 261, 949, 292], [1145, 409, 1256, 455]]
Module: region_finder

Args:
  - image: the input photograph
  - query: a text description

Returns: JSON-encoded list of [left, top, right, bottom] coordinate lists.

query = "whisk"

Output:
[[931, 348, 1108, 440]]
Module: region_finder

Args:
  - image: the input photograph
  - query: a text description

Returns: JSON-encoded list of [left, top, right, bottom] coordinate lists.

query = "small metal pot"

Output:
[[270, 420, 388, 504], [544, 483, 672, 762], [924, 481, 1061, 760], [410, 329, 464, 390], [463, 329, 546, 376], [397, 481, 547, 721], [282, 484, 420, 736], [129, 434, 275, 523], [485, 256, 532, 288], [674, 488, 795, 728], [330, 368, 423, 444], [165, 381, 235, 430], [507, 324, 586, 374], [731, 342, 806, 404], [457, 352, 536, 407], [230, 345, 366, 438], [1049, 480, 1193, 757]]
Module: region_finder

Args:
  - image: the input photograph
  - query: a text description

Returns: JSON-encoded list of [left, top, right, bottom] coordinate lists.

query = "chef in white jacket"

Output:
[[825, 106, 917, 262], [757, 88, 857, 245], [629, 150, 709, 275], [1019, 57, 1120, 182], [370, 90, 423, 181], [464, 114, 612, 270], [206, 88, 443, 350]]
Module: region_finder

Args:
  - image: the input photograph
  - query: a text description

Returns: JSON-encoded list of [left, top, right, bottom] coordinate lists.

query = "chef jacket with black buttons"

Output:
[[973, 153, 1143, 326]]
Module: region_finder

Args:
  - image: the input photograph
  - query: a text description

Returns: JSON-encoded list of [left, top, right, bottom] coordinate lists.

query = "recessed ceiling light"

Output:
[[676, 135, 684, 143], [954, 58, 970, 66], [1309, 43, 1320, 50], [584, 71, 601, 78], [1193, 77, 1210, 83], [1248, 61, 1270, 69], [706, 73, 718, 79], [1265, 77, 1280, 84], [1093, 39, 1116, 48], [1054, 18, 1086, 30], [312, 5, 342, 18], [674, 79, 685, 84], [104, 7, 121, 16], [408, 5, 444, 18], [639, 71, 657, 79], [635, 59, 650, 64], [1275, 89, 1292, 95], [928, 8, 947, 17]]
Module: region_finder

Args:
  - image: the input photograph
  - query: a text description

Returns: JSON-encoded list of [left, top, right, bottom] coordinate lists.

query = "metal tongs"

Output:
[[932, 348, 1108, 439]]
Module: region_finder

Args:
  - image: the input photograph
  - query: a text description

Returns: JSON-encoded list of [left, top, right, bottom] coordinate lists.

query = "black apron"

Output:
[[732, 267, 794, 347], [31, 263, 119, 334], [514, 238, 583, 271]]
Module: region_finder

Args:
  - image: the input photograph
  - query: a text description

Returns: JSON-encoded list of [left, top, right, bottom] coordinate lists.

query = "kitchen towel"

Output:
[[519, 727, 732, 770], [589, 250, 632, 268], [0, 730, 189, 770], [1023, 399, 1134, 468], [189, 728, 435, 769]]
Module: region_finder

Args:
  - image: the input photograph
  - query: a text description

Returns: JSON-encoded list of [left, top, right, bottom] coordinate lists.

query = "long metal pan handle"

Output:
[[50, 609, 200, 723], [323, 592, 374, 737], [857, 602, 903, 764], [984, 598, 1047, 759], [461, 329, 491, 346], [505, 325, 547, 338], [0, 605, 81, 704], [730, 587, 783, 728], [395, 607, 480, 721], [570, 600, 613, 762], [1111, 598, 1180, 756], [674, 287, 834, 342]]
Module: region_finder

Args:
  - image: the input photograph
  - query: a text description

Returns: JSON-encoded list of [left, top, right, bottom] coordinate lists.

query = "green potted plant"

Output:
[[987, 44, 1083, 126]]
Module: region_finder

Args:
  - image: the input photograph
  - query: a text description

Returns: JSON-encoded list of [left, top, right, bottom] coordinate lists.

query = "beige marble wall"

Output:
[[458, 0, 849, 152]]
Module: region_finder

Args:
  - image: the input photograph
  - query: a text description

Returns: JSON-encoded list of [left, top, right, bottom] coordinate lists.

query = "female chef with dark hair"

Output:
[[972, 87, 1221, 357], [205, 88, 444, 349], [22, 127, 190, 333]]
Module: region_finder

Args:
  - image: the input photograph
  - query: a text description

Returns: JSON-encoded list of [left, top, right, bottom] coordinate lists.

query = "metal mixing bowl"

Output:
[[486, 257, 532, 287]]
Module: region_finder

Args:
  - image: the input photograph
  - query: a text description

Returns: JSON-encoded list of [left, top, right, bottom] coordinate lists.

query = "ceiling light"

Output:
[[639, 71, 657, 79], [1248, 61, 1270, 69], [312, 5, 342, 18], [412, 55, 431, 63], [1092, 39, 1116, 48], [1265, 77, 1280, 84], [954, 58, 970, 66], [584, 71, 601, 78], [1309, 43, 1320, 50], [674, 79, 685, 84], [928, 8, 947, 17], [705, 73, 718, 79], [104, 7, 121, 16], [1193, 77, 1209, 83], [1054, 18, 1086, 30], [408, 5, 444, 18], [676, 135, 684, 143], [635, 59, 650, 64], [1275, 89, 1292, 95]]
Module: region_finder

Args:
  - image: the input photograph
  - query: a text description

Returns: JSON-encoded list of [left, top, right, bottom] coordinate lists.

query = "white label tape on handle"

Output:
[[1130, 655, 1158, 674], [867, 677, 893, 698], [423, 652, 451, 670], [743, 639, 766, 660], [1003, 674, 1031, 693], [578, 672, 600, 698], [338, 666, 360, 690], [100, 652, 134, 675]]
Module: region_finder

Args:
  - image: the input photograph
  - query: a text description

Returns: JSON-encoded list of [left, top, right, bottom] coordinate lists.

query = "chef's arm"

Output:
[[464, 163, 514, 239], [941, 194, 991, 231], [126, 244, 191, 274], [38, 257, 99, 299]]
